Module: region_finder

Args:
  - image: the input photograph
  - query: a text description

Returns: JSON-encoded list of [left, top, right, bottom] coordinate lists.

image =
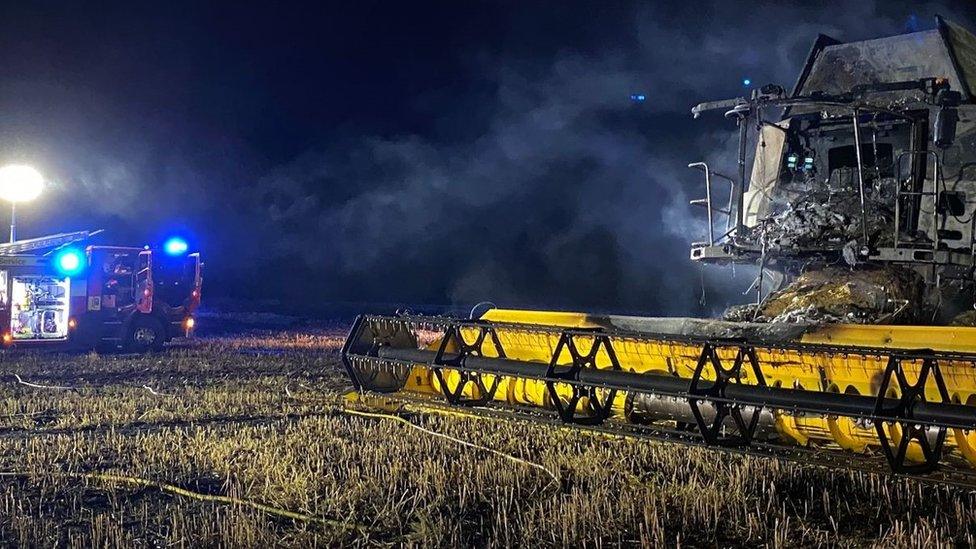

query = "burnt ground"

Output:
[[0, 315, 971, 547]]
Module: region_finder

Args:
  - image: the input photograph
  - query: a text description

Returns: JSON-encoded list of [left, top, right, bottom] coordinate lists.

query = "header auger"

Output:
[[344, 310, 976, 483], [343, 17, 976, 485]]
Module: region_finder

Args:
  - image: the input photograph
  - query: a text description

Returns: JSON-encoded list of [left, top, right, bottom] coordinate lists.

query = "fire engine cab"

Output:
[[0, 231, 202, 351]]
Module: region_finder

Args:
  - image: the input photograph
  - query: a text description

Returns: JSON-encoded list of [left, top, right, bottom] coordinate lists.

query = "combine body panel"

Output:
[[343, 18, 976, 484]]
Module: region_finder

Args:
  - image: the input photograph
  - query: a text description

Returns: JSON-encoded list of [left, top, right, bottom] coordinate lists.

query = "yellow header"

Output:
[[801, 324, 976, 353], [479, 309, 603, 329], [481, 308, 976, 354]]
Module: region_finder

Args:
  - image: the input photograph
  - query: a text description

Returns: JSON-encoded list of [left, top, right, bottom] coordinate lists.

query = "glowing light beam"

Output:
[[164, 237, 189, 256]]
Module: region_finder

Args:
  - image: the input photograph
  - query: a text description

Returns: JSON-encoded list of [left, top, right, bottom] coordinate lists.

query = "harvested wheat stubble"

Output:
[[0, 329, 971, 547]]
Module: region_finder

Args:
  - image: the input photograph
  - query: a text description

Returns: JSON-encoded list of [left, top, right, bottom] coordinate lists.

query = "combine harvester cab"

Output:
[[0, 232, 202, 352], [343, 18, 976, 484]]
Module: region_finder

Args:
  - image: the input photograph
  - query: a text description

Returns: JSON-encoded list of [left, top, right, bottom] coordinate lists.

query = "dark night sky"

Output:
[[0, 1, 973, 315]]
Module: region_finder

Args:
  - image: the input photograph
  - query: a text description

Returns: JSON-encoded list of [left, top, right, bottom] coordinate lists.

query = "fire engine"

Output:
[[0, 230, 202, 351]]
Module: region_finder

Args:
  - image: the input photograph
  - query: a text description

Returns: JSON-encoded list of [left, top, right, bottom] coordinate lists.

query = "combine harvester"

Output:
[[343, 18, 976, 484]]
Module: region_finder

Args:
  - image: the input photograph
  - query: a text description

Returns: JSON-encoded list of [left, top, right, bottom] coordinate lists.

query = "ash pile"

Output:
[[743, 181, 897, 260], [724, 266, 925, 324], [722, 178, 929, 325]]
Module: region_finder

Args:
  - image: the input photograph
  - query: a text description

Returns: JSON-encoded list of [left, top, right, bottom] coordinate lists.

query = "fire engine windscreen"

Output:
[[153, 254, 198, 306], [10, 276, 70, 340]]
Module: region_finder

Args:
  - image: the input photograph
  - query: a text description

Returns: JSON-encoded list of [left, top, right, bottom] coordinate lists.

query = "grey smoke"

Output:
[[246, 2, 975, 314], [0, 1, 972, 315]]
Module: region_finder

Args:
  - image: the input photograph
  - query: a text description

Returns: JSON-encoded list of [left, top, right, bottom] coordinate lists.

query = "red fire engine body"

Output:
[[0, 232, 202, 351]]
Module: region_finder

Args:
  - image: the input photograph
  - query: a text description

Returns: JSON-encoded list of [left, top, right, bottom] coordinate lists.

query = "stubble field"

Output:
[[0, 321, 973, 547]]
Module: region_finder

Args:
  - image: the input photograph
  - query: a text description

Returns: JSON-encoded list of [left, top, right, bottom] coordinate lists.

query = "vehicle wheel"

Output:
[[126, 316, 165, 352]]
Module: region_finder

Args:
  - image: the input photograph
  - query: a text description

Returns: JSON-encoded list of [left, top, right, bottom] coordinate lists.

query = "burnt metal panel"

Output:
[[797, 30, 965, 105], [784, 33, 842, 118], [939, 16, 976, 101]]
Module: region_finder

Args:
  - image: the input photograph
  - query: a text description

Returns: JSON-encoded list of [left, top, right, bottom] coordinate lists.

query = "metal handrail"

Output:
[[893, 150, 943, 250], [851, 109, 870, 249], [688, 162, 736, 245]]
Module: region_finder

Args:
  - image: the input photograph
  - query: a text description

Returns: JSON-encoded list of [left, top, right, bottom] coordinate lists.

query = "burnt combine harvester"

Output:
[[343, 18, 976, 484]]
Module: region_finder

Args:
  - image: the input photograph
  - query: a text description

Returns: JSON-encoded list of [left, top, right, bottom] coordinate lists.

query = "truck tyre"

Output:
[[126, 316, 165, 352]]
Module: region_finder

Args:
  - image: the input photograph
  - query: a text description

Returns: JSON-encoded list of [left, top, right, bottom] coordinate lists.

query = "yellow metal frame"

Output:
[[376, 309, 974, 466]]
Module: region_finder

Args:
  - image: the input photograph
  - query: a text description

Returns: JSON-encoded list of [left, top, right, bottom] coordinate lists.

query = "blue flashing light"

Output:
[[164, 237, 189, 256], [742, 78, 752, 87], [54, 248, 85, 277], [630, 93, 646, 103]]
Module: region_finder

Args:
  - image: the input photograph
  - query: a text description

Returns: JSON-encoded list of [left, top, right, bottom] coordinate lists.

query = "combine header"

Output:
[[343, 18, 976, 484]]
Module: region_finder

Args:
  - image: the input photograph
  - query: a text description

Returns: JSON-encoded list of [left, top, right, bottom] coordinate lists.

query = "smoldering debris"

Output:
[[724, 266, 924, 324], [744, 184, 897, 257], [721, 175, 934, 325], [950, 310, 976, 326]]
